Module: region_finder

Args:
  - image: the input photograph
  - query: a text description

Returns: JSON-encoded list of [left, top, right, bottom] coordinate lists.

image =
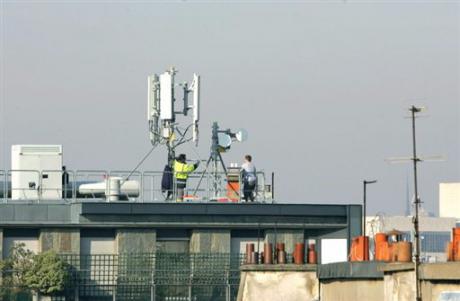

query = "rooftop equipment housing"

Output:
[[11, 144, 63, 200]]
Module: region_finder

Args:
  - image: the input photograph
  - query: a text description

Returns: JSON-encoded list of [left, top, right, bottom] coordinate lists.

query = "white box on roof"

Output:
[[11, 144, 63, 200]]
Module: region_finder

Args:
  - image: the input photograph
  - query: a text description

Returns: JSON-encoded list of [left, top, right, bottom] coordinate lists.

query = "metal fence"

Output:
[[56, 253, 244, 301], [0, 169, 272, 203], [1, 253, 245, 301]]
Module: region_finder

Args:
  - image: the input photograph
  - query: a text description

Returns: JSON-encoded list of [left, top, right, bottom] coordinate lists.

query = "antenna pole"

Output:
[[410, 105, 422, 301], [363, 179, 377, 261]]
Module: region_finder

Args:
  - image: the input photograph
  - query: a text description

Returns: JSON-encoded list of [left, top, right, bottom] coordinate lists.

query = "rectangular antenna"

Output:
[[148, 74, 161, 145], [147, 74, 159, 121], [160, 72, 174, 121], [192, 74, 200, 143]]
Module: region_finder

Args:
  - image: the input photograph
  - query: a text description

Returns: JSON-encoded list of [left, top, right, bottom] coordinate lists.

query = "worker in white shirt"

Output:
[[241, 155, 257, 202]]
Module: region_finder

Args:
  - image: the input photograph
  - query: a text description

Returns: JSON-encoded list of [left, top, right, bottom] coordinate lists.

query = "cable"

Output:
[[123, 144, 158, 182]]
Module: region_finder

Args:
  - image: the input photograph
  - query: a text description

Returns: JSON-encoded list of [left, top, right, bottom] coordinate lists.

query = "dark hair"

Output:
[[245, 155, 252, 162], [177, 154, 186, 162]]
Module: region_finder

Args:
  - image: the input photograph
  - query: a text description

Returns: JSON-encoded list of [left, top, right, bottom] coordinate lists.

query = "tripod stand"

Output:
[[193, 122, 239, 200]]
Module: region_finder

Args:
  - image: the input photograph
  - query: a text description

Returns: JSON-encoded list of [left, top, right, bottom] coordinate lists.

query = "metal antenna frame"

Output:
[[385, 105, 444, 301], [409, 105, 423, 301], [148, 68, 200, 197], [193, 122, 240, 200]]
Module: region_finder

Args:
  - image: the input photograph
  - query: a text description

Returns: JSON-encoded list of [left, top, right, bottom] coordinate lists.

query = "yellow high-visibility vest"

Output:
[[174, 160, 196, 180]]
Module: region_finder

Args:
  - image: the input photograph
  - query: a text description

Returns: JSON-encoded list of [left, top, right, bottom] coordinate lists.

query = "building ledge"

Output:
[[240, 264, 317, 272]]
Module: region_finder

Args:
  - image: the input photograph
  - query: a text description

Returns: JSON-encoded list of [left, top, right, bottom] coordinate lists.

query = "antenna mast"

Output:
[[410, 105, 422, 301], [147, 67, 201, 166]]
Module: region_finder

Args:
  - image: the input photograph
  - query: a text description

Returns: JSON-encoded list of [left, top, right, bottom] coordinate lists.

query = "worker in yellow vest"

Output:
[[174, 154, 200, 202]]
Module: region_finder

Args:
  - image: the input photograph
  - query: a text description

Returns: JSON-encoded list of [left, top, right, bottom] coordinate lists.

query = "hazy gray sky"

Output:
[[1, 1, 459, 215]]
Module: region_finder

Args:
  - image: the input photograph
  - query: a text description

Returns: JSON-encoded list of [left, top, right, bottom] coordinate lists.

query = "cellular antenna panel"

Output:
[[159, 72, 174, 121], [192, 73, 200, 143]]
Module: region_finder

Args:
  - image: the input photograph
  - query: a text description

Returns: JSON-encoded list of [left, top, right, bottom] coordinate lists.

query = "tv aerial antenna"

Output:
[[193, 122, 248, 200], [385, 105, 445, 301], [147, 67, 201, 166]]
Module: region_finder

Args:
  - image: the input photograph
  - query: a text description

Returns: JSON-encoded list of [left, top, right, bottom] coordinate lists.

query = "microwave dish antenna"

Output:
[[235, 128, 248, 142], [193, 122, 248, 199]]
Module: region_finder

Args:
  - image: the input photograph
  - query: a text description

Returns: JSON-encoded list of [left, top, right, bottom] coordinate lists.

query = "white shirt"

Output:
[[241, 161, 257, 184]]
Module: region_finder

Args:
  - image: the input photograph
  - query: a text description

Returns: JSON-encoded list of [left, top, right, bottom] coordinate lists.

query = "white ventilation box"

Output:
[[11, 145, 63, 200]]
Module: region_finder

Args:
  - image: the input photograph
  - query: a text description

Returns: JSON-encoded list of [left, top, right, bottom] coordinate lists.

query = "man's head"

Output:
[[177, 154, 186, 163], [245, 155, 252, 162]]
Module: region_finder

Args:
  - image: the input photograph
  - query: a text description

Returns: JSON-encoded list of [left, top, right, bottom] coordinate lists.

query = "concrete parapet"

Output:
[[318, 262, 384, 301], [321, 279, 383, 301], [39, 228, 80, 253], [241, 264, 316, 272], [190, 229, 230, 253], [116, 228, 156, 253], [237, 264, 318, 301], [381, 262, 460, 301]]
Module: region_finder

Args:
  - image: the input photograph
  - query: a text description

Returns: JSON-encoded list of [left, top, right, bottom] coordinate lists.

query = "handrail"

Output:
[[0, 168, 272, 203]]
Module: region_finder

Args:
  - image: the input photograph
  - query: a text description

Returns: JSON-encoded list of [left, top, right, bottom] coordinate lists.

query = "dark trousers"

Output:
[[243, 181, 256, 202]]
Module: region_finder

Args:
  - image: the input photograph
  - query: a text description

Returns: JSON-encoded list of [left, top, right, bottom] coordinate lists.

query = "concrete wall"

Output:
[[321, 280, 383, 301], [238, 269, 318, 301], [190, 229, 230, 252], [265, 229, 304, 254], [382, 262, 460, 301], [383, 270, 415, 301], [116, 228, 156, 253], [39, 228, 80, 253]]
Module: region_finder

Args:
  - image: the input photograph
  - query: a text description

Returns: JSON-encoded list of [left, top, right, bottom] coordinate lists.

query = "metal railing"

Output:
[[1, 253, 246, 301], [0, 169, 273, 204], [67, 252, 243, 301]]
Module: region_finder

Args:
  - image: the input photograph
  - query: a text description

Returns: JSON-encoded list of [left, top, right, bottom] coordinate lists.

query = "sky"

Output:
[[1, 0, 459, 216]]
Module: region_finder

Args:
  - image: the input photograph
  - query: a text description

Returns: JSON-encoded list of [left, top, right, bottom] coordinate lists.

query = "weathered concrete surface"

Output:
[[237, 270, 318, 301], [265, 229, 304, 254], [420, 262, 460, 280], [317, 262, 384, 301], [116, 228, 156, 253], [39, 228, 80, 253], [190, 229, 230, 252], [321, 279, 383, 301], [384, 270, 415, 301], [382, 262, 460, 301], [318, 261, 384, 279]]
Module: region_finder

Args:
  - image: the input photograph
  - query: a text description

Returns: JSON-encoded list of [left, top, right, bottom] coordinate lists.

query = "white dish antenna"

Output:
[[235, 128, 248, 142], [218, 133, 232, 148]]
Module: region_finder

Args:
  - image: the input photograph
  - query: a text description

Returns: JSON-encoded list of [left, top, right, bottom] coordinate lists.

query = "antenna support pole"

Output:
[[410, 105, 422, 301]]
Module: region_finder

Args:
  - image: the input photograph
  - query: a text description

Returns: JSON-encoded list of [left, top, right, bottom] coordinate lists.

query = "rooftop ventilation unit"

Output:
[[11, 144, 63, 200]]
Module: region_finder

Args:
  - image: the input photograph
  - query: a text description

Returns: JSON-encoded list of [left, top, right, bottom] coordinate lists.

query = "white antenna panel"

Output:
[[192, 74, 200, 123], [147, 74, 159, 121], [192, 73, 200, 143], [147, 74, 160, 145], [160, 72, 174, 120]]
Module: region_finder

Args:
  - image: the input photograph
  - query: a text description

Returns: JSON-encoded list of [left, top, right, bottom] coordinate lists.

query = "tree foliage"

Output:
[[24, 251, 69, 295], [0, 243, 69, 296]]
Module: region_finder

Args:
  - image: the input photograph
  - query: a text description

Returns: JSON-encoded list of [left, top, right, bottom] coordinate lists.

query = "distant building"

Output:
[[439, 182, 460, 219], [366, 215, 456, 262]]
